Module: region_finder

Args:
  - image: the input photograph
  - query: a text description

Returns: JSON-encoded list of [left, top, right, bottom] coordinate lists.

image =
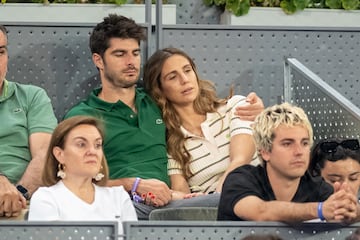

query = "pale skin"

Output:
[[234, 125, 358, 222], [0, 29, 50, 217], [321, 158, 360, 195], [94, 37, 263, 206], [160, 54, 256, 195], [53, 124, 103, 204]]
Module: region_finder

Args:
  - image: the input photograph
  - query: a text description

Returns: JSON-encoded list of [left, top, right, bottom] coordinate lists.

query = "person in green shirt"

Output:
[[0, 25, 57, 218], [65, 14, 264, 219]]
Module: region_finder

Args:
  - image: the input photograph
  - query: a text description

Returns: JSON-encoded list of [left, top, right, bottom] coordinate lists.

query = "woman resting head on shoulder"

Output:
[[309, 138, 360, 196], [143, 47, 258, 197], [28, 116, 137, 234]]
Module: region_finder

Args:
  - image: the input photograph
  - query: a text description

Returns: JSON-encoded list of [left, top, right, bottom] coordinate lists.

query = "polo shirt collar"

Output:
[[0, 79, 15, 103], [86, 87, 147, 111]]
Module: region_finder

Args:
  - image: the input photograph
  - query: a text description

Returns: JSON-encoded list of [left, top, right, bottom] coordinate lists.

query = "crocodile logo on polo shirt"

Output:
[[13, 108, 22, 113], [156, 119, 163, 124]]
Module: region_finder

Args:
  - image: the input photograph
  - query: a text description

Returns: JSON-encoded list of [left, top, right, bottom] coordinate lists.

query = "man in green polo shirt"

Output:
[[65, 16, 172, 212], [0, 25, 57, 218], [65, 14, 264, 219]]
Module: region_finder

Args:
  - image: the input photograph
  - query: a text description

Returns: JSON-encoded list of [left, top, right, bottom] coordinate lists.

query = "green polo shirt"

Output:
[[0, 80, 57, 183], [64, 88, 170, 186]]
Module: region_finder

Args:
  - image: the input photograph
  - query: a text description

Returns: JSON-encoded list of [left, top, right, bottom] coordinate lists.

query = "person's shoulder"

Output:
[[32, 184, 60, 198], [12, 81, 46, 92], [230, 165, 266, 182], [303, 171, 333, 189], [136, 87, 153, 100], [232, 164, 259, 175], [301, 171, 334, 199], [10, 82, 49, 97], [64, 100, 94, 119]]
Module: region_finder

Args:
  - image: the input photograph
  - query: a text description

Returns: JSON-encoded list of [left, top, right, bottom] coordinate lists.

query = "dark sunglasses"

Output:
[[320, 139, 360, 154]]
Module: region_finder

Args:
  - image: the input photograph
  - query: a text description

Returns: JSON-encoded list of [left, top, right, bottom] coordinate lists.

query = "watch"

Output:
[[16, 185, 30, 200]]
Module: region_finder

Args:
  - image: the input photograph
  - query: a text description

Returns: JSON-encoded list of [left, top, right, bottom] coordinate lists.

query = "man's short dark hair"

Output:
[[89, 14, 146, 57]]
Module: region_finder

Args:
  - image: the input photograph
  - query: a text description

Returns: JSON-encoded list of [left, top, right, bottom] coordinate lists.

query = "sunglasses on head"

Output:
[[319, 139, 360, 154]]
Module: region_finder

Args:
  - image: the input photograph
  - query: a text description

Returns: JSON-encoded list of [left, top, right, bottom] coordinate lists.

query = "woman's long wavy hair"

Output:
[[143, 47, 229, 179]]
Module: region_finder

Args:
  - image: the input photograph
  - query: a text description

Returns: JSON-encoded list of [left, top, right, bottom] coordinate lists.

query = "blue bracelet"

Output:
[[131, 177, 141, 193], [317, 202, 325, 221], [131, 177, 143, 203]]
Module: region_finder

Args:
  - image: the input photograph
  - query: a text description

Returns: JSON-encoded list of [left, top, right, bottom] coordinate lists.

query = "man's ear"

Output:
[[260, 149, 270, 163], [53, 146, 65, 164], [92, 53, 104, 70]]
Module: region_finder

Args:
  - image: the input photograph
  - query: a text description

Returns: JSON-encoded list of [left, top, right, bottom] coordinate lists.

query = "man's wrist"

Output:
[[317, 202, 326, 221], [16, 185, 30, 200], [131, 177, 143, 203]]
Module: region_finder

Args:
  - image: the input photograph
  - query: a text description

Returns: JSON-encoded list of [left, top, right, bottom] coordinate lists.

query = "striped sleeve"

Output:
[[167, 154, 183, 175], [227, 95, 254, 137]]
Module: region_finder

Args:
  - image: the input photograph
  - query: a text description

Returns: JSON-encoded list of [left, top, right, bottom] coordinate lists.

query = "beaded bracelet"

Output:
[[317, 202, 325, 221], [131, 177, 143, 203]]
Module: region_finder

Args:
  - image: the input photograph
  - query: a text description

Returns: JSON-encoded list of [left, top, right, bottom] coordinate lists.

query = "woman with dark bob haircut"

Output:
[[28, 116, 137, 234], [309, 137, 360, 196]]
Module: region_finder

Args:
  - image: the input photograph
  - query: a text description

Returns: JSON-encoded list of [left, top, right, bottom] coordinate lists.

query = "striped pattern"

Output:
[[168, 95, 258, 193]]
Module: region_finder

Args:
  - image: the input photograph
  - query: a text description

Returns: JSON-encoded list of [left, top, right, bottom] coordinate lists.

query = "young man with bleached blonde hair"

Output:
[[253, 102, 313, 164], [218, 102, 358, 223]]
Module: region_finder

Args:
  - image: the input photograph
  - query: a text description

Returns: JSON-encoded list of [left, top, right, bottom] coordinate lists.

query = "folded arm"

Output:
[[17, 132, 52, 196], [216, 134, 256, 192], [234, 195, 319, 222], [234, 190, 357, 223]]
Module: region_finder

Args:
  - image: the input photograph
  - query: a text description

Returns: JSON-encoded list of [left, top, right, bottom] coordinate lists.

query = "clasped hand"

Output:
[[0, 177, 27, 218], [323, 182, 358, 223]]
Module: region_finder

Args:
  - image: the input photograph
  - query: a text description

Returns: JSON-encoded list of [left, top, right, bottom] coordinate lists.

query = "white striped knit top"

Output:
[[168, 95, 259, 193]]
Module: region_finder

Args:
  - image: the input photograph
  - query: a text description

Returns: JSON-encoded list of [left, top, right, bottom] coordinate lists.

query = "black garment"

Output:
[[217, 164, 334, 221]]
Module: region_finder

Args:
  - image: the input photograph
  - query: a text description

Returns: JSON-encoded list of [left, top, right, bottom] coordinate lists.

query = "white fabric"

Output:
[[28, 181, 137, 235], [168, 95, 259, 193]]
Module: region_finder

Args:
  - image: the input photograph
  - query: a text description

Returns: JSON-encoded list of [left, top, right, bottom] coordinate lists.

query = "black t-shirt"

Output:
[[217, 164, 334, 221]]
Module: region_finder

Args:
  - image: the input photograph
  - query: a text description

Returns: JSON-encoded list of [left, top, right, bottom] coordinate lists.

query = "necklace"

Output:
[[182, 114, 206, 138], [182, 124, 204, 137]]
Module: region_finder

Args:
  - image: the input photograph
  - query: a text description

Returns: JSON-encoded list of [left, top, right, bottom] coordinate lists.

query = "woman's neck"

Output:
[[176, 106, 206, 137], [61, 178, 95, 204]]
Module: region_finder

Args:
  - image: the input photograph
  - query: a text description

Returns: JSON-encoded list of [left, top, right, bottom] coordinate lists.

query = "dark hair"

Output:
[[0, 25, 7, 38], [42, 116, 109, 186], [309, 138, 360, 177], [89, 14, 146, 58]]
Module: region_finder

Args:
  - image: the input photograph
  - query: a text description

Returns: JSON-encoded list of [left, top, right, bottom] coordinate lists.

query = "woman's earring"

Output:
[[93, 173, 104, 181], [93, 165, 104, 181], [57, 163, 66, 179]]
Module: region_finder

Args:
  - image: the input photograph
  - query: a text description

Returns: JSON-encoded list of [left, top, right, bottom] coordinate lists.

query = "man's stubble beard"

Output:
[[104, 70, 139, 89]]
